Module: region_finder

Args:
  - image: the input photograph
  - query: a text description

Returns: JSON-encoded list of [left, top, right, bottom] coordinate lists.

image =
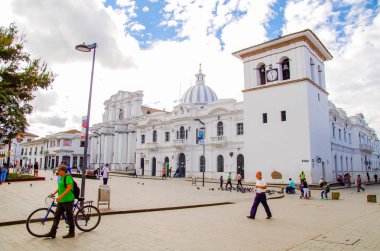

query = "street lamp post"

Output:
[[75, 42, 97, 200], [194, 119, 205, 187]]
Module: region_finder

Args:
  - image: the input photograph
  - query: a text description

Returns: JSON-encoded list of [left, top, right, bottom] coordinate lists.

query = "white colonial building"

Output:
[[0, 132, 39, 167], [90, 29, 379, 184]]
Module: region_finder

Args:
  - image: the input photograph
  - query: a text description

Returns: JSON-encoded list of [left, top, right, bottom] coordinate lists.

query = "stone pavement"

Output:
[[0, 171, 379, 250]]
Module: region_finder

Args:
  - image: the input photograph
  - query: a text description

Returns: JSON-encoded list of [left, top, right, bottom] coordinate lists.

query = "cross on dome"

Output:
[[196, 63, 206, 84]]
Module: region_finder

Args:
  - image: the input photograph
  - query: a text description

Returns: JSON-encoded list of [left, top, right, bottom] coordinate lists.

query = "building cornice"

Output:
[[242, 77, 329, 95]]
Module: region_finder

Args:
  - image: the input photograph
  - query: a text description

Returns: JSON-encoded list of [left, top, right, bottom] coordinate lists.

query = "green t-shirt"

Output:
[[58, 174, 75, 203]]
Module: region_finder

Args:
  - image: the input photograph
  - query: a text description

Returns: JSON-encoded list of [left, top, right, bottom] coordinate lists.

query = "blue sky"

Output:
[[0, 0, 379, 136], [104, 0, 379, 49]]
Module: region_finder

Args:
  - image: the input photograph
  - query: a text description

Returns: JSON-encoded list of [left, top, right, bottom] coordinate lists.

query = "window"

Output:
[[153, 130, 157, 143], [21, 148, 24, 155], [236, 123, 244, 135], [217, 155, 224, 172], [281, 58, 290, 80], [318, 65, 322, 86], [180, 126, 185, 139], [338, 129, 342, 140], [344, 129, 347, 142], [310, 58, 315, 81], [332, 123, 336, 138], [141, 135, 145, 144], [57, 139, 61, 147], [318, 93, 320, 101], [165, 132, 170, 142], [259, 64, 266, 85], [281, 111, 286, 121], [349, 133, 352, 144], [73, 156, 78, 167], [217, 122, 224, 136], [262, 113, 267, 123], [200, 156, 205, 172], [63, 139, 72, 147]]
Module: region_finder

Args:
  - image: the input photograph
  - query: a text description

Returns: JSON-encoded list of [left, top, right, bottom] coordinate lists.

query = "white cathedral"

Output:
[[90, 30, 380, 184]]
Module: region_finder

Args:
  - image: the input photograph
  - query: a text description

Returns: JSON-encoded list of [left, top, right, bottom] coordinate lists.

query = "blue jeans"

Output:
[[0, 171, 7, 182]]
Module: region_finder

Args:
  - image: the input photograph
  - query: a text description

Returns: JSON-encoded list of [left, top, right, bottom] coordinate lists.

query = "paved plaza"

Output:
[[0, 171, 380, 250]]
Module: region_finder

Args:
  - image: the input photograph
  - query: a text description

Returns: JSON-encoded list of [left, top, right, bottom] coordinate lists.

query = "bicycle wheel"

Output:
[[28, 168, 33, 174], [75, 205, 101, 232], [26, 208, 55, 237]]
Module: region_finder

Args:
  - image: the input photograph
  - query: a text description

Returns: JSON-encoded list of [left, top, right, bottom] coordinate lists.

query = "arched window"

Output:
[[200, 156, 205, 172], [281, 58, 290, 80], [310, 58, 315, 81], [153, 130, 157, 143], [217, 155, 224, 172], [217, 122, 224, 136], [318, 65, 322, 86], [332, 123, 336, 138], [350, 157, 353, 171], [180, 126, 185, 139], [258, 64, 266, 85]]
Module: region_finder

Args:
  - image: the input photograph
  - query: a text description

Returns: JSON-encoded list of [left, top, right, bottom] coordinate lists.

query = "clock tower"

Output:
[[233, 30, 333, 184]]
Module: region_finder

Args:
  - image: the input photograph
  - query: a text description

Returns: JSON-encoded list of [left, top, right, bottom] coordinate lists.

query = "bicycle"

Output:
[[26, 195, 101, 237]]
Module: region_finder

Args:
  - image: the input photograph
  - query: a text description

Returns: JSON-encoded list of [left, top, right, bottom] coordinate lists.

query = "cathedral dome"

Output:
[[181, 66, 218, 105]]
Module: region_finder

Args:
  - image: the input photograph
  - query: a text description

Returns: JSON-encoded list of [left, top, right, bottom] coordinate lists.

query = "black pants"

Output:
[[53, 201, 74, 233], [357, 184, 365, 192], [226, 180, 232, 188], [103, 177, 108, 185], [249, 193, 272, 219], [237, 180, 243, 188]]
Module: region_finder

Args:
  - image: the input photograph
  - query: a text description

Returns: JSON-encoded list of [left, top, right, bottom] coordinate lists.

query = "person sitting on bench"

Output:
[[285, 178, 296, 194]]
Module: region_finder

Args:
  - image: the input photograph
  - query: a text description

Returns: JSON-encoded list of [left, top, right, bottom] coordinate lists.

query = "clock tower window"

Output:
[[281, 58, 290, 80], [258, 64, 266, 86]]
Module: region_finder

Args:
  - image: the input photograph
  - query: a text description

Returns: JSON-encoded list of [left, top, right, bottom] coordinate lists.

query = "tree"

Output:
[[0, 23, 55, 143]]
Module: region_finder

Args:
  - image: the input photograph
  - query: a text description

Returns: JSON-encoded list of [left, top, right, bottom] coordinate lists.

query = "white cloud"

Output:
[[130, 22, 146, 31], [142, 6, 149, 12], [282, 0, 380, 133], [1, 0, 379, 137]]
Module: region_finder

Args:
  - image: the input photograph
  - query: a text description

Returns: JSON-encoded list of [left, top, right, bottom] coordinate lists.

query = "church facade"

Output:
[[90, 30, 379, 183]]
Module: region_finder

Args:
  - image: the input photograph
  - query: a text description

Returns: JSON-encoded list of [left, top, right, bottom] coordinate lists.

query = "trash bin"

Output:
[[367, 194, 377, 203], [97, 185, 111, 209], [192, 177, 197, 186]]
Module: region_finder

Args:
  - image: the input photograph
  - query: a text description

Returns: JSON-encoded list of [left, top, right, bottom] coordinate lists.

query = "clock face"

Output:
[[266, 69, 278, 82]]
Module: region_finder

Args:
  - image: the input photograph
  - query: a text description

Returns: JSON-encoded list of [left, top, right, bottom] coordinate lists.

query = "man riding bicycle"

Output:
[[43, 164, 75, 239]]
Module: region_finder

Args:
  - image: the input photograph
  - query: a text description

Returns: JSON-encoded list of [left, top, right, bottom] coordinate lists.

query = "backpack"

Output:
[[64, 175, 80, 199]]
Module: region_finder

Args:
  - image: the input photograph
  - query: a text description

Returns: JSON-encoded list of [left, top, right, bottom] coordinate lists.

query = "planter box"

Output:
[[7, 177, 46, 182], [367, 195, 377, 203], [331, 192, 340, 200], [71, 173, 98, 180]]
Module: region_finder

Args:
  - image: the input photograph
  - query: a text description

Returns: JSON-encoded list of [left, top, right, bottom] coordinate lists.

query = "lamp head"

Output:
[[75, 42, 97, 52]]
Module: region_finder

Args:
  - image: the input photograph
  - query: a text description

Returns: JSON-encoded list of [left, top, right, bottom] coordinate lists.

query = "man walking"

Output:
[[236, 172, 243, 189], [356, 175, 365, 192], [33, 162, 39, 176], [225, 172, 233, 189], [102, 164, 110, 185], [247, 171, 272, 220]]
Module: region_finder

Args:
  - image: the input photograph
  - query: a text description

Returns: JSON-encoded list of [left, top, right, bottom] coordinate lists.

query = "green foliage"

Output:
[[7, 173, 35, 179], [0, 23, 55, 143]]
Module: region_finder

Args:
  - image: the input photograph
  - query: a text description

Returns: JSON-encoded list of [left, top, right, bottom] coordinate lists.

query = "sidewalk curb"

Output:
[[0, 195, 285, 228], [0, 202, 234, 227]]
